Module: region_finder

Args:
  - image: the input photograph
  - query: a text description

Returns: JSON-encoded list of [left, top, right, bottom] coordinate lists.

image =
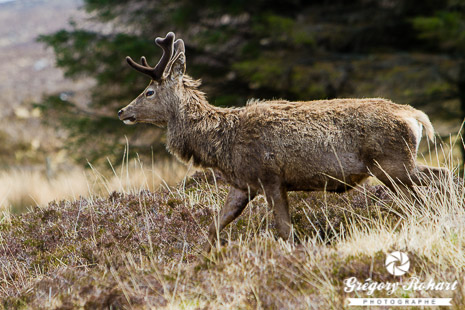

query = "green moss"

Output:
[[2, 297, 30, 309], [23, 238, 45, 250], [167, 198, 182, 208]]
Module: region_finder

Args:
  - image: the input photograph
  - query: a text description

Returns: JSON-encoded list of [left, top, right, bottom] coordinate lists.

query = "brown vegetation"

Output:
[[1, 168, 464, 309]]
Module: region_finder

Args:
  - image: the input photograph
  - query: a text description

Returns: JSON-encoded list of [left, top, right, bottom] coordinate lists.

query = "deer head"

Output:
[[118, 32, 186, 126]]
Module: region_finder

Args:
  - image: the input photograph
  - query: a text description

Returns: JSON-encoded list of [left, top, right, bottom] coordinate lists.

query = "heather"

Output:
[[1, 169, 464, 309]]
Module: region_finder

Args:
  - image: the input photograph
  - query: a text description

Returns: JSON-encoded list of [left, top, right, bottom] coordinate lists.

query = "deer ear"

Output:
[[166, 52, 186, 80], [163, 38, 186, 81]]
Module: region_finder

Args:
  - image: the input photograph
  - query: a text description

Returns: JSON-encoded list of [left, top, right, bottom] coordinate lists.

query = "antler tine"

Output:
[[153, 32, 175, 80], [126, 56, 156, 78], [126, 32, 175, 80], [140, 56, 150, 67]]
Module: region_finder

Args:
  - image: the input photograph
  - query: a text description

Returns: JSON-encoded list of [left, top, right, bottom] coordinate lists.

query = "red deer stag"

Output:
[[118, 32, 448, 251]]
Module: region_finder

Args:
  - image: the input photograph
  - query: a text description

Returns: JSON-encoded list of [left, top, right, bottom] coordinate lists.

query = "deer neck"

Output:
[[166, 85, 236, 173]]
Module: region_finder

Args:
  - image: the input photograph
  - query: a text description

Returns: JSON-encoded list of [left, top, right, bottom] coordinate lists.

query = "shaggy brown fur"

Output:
[[119, 33, 448, 251]]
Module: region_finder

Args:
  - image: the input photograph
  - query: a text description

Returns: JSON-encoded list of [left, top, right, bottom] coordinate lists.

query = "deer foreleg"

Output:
[[204, 187, 253, 252]]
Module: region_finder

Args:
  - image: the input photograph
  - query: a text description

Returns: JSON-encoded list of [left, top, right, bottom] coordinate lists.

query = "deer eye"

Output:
[[146, 90, 155, 97]]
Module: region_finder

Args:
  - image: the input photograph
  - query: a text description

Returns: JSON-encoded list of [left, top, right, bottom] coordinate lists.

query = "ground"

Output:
[[1, 170, 464, 309]]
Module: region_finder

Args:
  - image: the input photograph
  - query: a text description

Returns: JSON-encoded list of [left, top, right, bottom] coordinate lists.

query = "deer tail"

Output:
[[414, 110, 435, 143]]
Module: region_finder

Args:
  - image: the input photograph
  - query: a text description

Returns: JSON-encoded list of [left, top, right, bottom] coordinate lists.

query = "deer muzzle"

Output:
[[118, 108, 137, 125]]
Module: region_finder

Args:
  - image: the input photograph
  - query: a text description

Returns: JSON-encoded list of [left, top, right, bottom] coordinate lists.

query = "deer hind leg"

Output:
[[371, 161, 450, 199], [205, 186, 254, 252], [369, 164, 416, 202], [408, 165, 452, 199], [264, 184, 292, 240], [413, 165, 450, 185], [378, 164, 449, 187]]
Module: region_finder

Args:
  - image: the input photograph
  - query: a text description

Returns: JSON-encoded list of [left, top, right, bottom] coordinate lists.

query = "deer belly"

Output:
[[282, 151, 368, 191]]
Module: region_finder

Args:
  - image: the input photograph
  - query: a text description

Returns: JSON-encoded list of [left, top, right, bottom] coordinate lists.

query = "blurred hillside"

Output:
[[0, 0, 191, 213], [0, 1, 463, 169], [0, 0, 87, 167], [0, 0, 464, 212]]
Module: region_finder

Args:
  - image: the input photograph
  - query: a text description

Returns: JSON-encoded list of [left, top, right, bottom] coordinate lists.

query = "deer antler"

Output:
[[126, 32, 175, 80]]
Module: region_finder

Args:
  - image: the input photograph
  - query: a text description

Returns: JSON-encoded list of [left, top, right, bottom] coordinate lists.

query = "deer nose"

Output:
[[118, 109, 124, 117]]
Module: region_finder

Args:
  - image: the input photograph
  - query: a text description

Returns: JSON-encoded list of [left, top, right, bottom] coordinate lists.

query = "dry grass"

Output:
[[0, 141, 464, 309], [0, 158, 188, 214], [0, 168, 88, 213]]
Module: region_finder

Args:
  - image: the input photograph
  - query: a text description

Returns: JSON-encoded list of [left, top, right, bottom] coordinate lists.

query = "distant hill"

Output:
[[0, 0, 88, 166]]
